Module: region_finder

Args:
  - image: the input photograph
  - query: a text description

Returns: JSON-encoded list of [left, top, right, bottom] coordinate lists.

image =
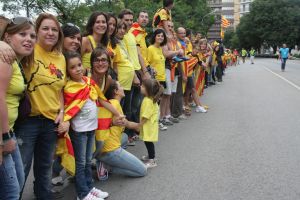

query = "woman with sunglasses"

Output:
[[12, 13, 69, 200], [0, 16, 36, 200], [81, 12, 109, 75]]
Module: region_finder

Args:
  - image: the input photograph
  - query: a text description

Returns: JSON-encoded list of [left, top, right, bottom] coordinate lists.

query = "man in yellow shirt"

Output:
[[152, 0, 174, 35], [119, 9, 150, 144], [130, 11, 149, 67]]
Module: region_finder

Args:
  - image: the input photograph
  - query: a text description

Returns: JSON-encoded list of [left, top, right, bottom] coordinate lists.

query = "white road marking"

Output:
[[263, 66, 300, 91]]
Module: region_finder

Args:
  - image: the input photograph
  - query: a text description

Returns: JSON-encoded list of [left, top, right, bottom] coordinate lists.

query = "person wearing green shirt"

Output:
[[241, 48, 247, 63], [249, 48, 256, 64]]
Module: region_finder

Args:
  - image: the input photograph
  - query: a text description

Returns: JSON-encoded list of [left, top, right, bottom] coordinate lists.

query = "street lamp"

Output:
[[201, 9, 217, 23]]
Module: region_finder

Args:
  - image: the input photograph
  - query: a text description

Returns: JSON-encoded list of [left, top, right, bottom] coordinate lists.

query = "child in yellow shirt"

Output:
[[139, 79, 164, 168]]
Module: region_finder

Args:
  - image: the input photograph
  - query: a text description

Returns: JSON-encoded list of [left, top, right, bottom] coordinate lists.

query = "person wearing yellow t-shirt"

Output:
[[130, 11, 149, 67], [12, 14, 69, 199], [81, 12, 109, 75], [139, 79, 163, 168], [0, 16, 36, 199], [119, 9, 150, 143], [99, 81, 147, 177], [152, 0, 174, 35], [147, 29, 175, 130]]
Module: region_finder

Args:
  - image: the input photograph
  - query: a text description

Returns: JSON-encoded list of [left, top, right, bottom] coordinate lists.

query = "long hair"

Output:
[[1, 16, 35, 68], [35, 13, 64, 53], [107, 13, 118, 49], [85, 12, 109, 47], [142, 79, 164, 103]]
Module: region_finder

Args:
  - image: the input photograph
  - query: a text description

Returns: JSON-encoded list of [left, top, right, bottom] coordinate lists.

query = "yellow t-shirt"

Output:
[[147, 45, 166, 81], [82, 35, 97, 70], [129, 23, 149, 66], [140, 97, 159, 142], [6, 61, 25, 129], [152, 8, 172, 28], [102, 99, 125, 153], [115, 42, 135, 90], [124, 32, 141, 71], [25, 43, 66, 120]]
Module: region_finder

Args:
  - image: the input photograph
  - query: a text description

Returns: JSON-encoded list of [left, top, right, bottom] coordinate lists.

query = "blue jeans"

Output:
[[15, 116, 58, 200], [100, 147, 147, 177], [0, 154, 20, 200], [11, 140, 25, 190], [69, 129, 95, 199]]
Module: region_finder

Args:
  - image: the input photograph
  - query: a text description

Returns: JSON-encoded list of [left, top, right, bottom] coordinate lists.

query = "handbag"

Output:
[[16, 63, 31, 123]]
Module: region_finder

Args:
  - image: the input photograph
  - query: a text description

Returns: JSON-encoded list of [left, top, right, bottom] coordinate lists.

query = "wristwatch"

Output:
[[2, 130, 14, 141]]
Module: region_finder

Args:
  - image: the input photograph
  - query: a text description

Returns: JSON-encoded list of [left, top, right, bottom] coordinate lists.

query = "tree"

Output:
[[2, 0, 214, 35], [236, 0, 300, 49]]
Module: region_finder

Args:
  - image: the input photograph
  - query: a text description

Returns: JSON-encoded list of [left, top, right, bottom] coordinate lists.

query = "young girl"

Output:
[[63, 51, 121, 200], [139, 79, 164, 168], [98, 81, 147, 178]]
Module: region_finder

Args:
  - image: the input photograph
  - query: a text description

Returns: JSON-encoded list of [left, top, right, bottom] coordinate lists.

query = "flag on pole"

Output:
[[221, 16, 230, 28]]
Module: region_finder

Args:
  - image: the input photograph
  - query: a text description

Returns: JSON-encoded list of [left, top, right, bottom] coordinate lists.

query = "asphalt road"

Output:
[[23, 58, 300, 200]]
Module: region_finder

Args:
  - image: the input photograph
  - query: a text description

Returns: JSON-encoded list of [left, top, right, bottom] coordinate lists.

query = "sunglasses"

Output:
[[65, 23, 80, 30], [10, 17, 33, 25]]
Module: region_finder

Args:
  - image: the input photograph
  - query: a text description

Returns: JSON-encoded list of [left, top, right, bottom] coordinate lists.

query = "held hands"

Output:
[[177, 49, 184, 56], [112, 115, 126, 126], [57, 121, 70, 136], [133, 74, 141, 86]]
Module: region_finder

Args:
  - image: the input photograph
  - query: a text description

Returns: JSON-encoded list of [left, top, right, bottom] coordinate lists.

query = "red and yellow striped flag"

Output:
[[221, 16, 230, 28], [56, 76, 107, 176]]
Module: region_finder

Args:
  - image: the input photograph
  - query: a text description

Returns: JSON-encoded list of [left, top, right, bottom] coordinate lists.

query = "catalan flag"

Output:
[[55, 76, 107, 176], [221, 16, 230, 28]]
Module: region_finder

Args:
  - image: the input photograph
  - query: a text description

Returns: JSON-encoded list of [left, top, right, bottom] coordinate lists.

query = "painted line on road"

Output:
[[263, 66, 300, 91]]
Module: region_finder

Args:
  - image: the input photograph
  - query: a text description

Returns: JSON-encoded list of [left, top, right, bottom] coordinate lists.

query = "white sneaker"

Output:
[[90, 187, 109, 199], [144, 159, 157, 169], [51, 176, 63, 186], [159, 123, 168, 131], [195, 106, 207, 113], [141, 155, 158, 162], [178, 114, 188, 120], [77, 192, 104, 200]]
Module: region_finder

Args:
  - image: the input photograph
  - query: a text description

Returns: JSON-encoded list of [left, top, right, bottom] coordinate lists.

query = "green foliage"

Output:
[[2, 0, 214, 35], [236, 0, 300, 48]]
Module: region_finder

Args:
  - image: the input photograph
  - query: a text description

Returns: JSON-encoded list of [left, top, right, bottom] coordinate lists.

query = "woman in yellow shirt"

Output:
[[81, 12, 109, 74], [0, 16, 36, 200], [99, 81, 147, 178], [13, 13, 69, 199], [147, 29, 172, 130]]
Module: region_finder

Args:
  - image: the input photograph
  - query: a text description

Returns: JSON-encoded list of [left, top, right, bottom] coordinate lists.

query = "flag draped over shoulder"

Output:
[[56, 76, 107, 176]]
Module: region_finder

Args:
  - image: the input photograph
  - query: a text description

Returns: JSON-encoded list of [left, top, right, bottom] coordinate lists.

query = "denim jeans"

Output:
[[11, 140, 25, 190], [0, 154, 20, 200], [69, 129, 95, 199], [15, 116, 58, 200], [100, 147, 147, 177]]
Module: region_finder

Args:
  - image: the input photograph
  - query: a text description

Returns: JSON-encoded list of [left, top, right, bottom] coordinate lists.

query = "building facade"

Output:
[[207, 0, 222, 41], [222, 0, 234, 30], [240, 0, 254, 17]]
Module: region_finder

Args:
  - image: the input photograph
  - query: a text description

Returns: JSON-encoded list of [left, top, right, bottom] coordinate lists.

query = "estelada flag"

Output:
[[56, 76, 107, 176], [221, 16, 230, 28]]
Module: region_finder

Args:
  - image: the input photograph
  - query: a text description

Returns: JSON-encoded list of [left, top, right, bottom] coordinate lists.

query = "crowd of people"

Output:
[[0, 0, 230, 199]]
